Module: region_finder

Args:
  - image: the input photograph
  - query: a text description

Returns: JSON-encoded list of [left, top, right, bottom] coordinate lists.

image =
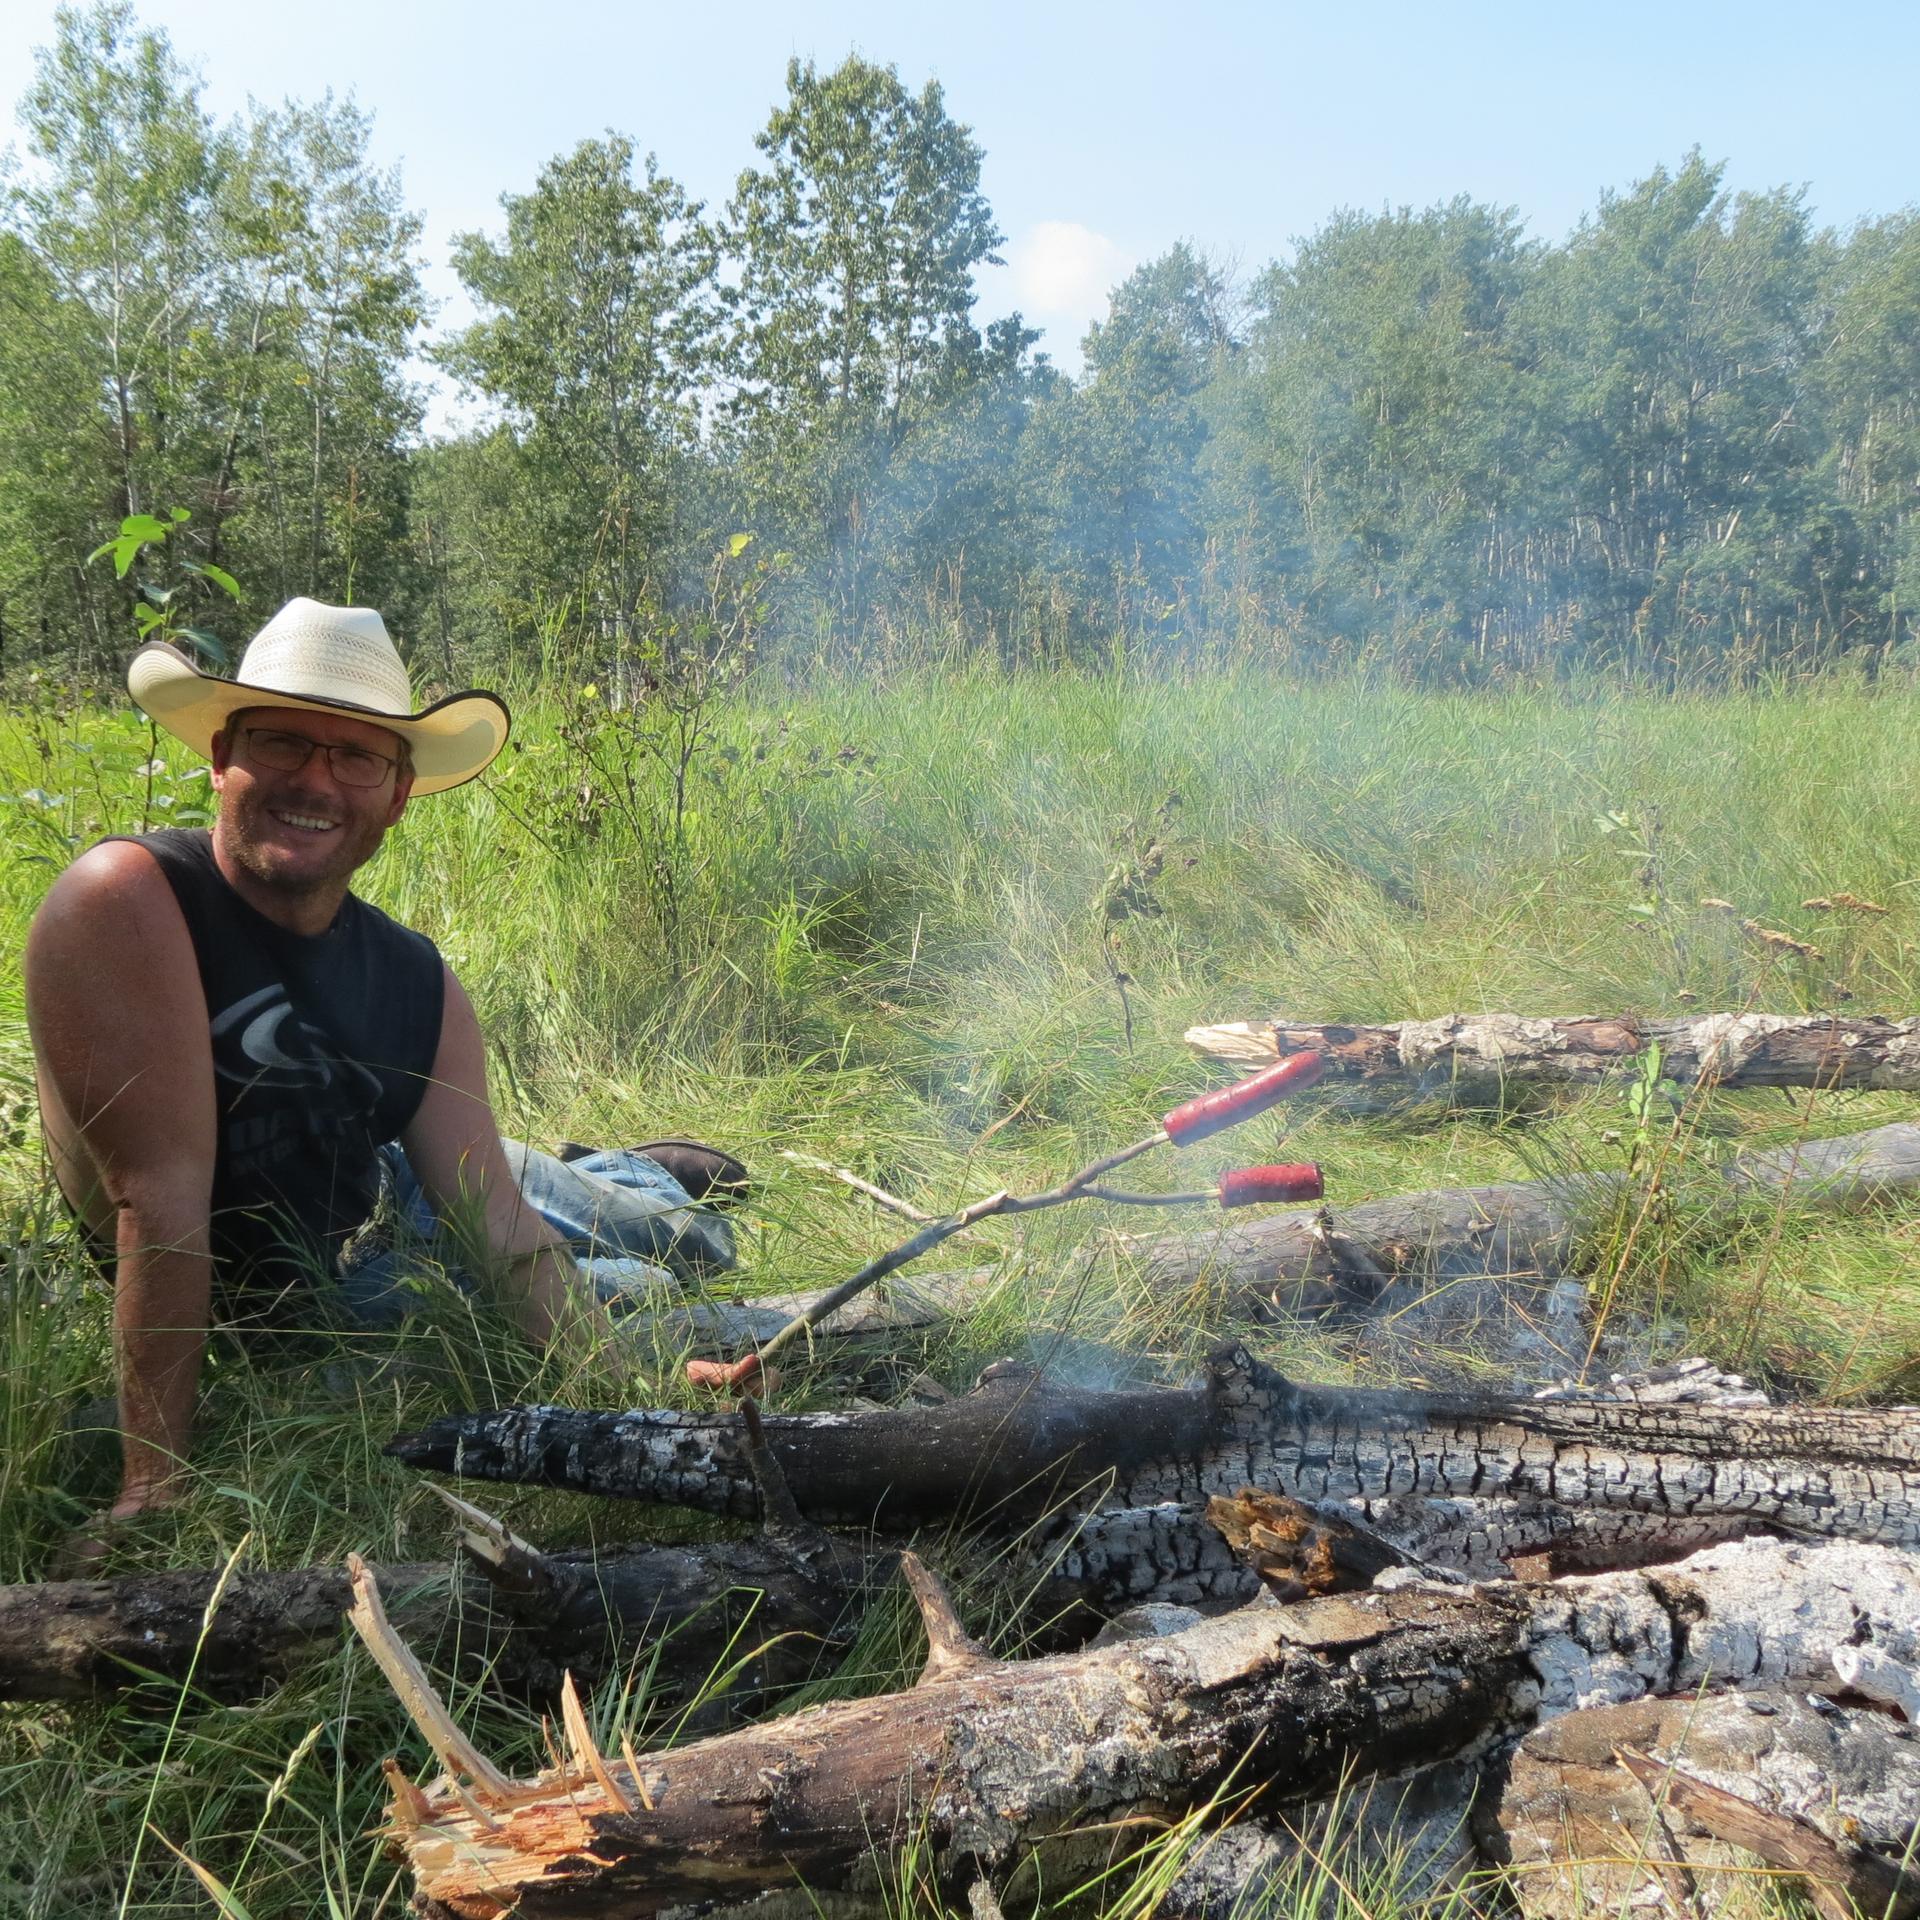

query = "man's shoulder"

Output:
[[35, 835, 177, 922], [25, 837, 195, 993]]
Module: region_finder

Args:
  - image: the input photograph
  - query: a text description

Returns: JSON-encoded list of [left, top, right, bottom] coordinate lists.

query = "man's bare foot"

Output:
[[51, 1483, 183, 1577]]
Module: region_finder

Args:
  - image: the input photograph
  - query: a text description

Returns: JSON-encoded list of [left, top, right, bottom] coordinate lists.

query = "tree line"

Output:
[[4, 1, 1918, 688]]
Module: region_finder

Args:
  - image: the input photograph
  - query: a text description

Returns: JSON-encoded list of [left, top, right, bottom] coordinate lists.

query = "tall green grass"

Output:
[[1, 664, 1917, 1915]]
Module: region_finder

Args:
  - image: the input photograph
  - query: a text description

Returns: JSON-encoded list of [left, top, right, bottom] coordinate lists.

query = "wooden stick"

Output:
[[1615, 1745, 1918, 1920]]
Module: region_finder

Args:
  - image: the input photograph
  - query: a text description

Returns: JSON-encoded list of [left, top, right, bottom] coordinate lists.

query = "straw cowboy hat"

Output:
[[127, 598, 509, 796]]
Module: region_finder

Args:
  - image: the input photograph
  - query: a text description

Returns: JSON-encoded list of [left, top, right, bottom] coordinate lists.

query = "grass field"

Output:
[[2, 665, 1918, 1917]]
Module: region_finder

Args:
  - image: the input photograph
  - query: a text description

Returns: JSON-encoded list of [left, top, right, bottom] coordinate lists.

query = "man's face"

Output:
[[210, 706, 414, 898]]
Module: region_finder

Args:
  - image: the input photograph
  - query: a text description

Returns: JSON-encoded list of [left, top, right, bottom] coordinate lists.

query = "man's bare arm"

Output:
[[25, 842, 218, 1520], [399, 966, 595, 1349]]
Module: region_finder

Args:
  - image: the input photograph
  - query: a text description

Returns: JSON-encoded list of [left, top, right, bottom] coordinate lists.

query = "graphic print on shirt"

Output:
[[209, 984, 384, 1179]]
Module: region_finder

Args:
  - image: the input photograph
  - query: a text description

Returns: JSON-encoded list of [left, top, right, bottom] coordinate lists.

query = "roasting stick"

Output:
[[688, 1052, 1327, 1392]]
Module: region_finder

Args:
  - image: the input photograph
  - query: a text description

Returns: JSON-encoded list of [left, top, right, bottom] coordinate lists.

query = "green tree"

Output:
[[1518, 153, 1818, 668], [1, 2, 225, 670], [199, 92, 426, 617], [0, 228, 101, 674], [1236, 197, 1536, 668], [1807, 211, 1920, 661], [723, 54, 1003, 640], [440, 136, 717, 670], [0, 4, 426, 672], [1024, 244, 1237, 644]]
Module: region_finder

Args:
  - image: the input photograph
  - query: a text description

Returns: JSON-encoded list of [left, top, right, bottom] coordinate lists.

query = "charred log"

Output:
[[1490, 1693, 1920, 1918], [1188, 1010, 1920, 1102], [388, 1345, 1920, 1577], [364, 1537, 1919, 1920], [0, 1529, 875, 1707]]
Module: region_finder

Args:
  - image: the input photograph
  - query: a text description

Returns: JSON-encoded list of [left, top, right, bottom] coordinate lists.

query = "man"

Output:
[[26, 598, 734, 1549]]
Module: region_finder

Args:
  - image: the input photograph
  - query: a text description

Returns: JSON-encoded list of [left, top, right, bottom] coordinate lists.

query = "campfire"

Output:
[[13, 1030, 1916, 1918]]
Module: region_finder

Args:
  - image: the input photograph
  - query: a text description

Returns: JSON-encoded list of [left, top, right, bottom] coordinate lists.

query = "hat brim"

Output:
[[127, 642, 510, 795]]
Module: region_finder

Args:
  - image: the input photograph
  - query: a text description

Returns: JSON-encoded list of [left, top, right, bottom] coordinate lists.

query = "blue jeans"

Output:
[[334, 1141, 736, 1329]]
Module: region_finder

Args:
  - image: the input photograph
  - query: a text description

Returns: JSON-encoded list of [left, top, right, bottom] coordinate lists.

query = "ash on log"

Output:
[[388, 1344, 1920, 1579], [356, 1536, 1920, 1920], [1493, 1699, 1920, 1919]]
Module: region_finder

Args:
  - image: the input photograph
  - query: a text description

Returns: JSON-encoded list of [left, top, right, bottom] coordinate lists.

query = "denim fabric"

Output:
[[335, 1140, 736, 1329]]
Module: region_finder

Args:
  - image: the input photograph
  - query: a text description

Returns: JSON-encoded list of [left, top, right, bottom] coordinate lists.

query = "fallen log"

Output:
[[6, 1433, 875, 1708], [388, 1344, 1920, 1576], [358, 1535, 1920, 1920], [0, 1520, 876, 1708], [636, 1120, 1920, 1364], [1187, 1009, 1920, 1101]]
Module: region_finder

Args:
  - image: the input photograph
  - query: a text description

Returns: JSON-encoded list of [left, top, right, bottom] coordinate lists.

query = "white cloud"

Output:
[[1008, 220, 1133, 314]]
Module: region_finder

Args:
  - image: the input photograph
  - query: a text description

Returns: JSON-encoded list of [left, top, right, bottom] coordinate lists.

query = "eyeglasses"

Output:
[[240, 727, 401, 789]]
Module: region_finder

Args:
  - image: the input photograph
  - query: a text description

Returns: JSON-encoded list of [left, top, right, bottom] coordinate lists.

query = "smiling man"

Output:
[[25, 599, 734, 1553]]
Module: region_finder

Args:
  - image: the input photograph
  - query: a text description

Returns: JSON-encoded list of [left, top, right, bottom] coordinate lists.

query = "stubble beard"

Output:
[[215, 780, 392, 906]]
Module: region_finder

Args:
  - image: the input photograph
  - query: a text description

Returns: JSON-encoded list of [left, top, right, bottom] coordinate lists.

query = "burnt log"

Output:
[[360, 1536, 1919, 1920], [0, 1527, 875, 1708], [1491, 1694, 1920, 1918], [1187, 1010, 1920, 1101], [388, 1345, 1920, 1577], [631, 1120, 1920, 1361]]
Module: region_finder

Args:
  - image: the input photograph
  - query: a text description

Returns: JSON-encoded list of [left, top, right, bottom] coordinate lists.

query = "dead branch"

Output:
[[0, 1527, 877, 1706]]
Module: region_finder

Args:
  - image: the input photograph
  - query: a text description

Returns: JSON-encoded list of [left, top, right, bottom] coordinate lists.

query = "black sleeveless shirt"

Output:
[[122, 828, 444, 1297]]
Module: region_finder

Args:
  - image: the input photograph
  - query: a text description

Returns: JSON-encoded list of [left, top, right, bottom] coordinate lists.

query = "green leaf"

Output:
[[728, 532, 754, 557], [172, 627, 231, 668], [183, 559, 242, 599], [132, 605, 163, 635], [119, 512, 175, 545], [167, 506, 192, 523]]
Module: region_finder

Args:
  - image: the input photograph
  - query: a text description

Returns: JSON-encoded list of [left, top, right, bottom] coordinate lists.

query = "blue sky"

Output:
[[4, 0, 1915, 420]]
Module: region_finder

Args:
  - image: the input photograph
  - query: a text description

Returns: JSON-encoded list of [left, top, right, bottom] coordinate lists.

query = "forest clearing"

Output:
[[2, 668, 1918, 1918], [4, 3, 1920, 1913]]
